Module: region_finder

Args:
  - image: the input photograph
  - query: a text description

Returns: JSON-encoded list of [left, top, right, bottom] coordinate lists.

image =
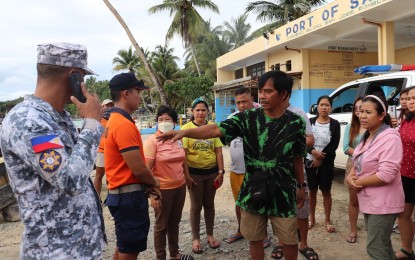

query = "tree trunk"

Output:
[[190, 45, 202, 77], [103, 0, 170, 106], [140, 94, 151, 114]]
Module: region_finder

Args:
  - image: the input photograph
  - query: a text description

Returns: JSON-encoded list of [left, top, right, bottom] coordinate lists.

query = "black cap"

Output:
[[109, 72, 149, 92]]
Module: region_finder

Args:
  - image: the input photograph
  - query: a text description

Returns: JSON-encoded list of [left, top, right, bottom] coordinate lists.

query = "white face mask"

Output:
[[158, 122, 175, 133]]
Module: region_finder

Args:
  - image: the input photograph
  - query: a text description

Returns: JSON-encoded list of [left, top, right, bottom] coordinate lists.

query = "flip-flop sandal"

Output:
[[346, 235, 357, 243], [224, 234, 244, 243], [191, 242, 203, 254], [326, 224, 336, 233], [271, 245, 283, 259], [263, 237, 271, 248], [299, 247, 319, 260], [170, 254, 195, 260], [395, 248, 415, 259], [179, 254, 194, 260], [207, 239, 220, 249]]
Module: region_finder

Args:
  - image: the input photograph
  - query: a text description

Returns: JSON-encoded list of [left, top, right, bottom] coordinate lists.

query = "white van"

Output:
[[309, 67, 415, 169]]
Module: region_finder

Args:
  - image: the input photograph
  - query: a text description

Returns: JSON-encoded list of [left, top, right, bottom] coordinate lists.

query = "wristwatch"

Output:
[[297, 182, 307, 189], [218, 170, 225, 174]]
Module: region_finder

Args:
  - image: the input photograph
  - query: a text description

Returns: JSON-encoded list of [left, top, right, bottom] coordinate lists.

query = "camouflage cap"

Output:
[[37, 43, 96, 75]]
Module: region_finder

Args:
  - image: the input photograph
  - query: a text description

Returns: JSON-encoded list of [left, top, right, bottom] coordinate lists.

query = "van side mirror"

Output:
[[309, 104, 317, 115]]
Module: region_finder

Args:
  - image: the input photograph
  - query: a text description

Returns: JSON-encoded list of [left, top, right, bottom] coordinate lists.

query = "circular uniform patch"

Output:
[[39, 150, 62, 172]]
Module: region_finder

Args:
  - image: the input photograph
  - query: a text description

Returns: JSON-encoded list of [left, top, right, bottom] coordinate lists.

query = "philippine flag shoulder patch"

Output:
[[31, 135, 64, 153]]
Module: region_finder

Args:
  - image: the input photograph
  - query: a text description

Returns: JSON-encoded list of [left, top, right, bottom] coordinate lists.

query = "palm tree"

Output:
[[245, 0, 325, 24], [112, 46, 140, 73], [147, 44, 184, 106], [246, 22, 284, 41], [185, 21, 231, 80], [150, 44, 181, 86], [222, 14, 251, 50], [103, 0, 170, 106], [148, 0, 219, 77]]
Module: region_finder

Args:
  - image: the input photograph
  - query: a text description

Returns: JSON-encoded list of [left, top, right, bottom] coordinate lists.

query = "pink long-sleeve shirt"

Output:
[[353, 127, 404, 215]]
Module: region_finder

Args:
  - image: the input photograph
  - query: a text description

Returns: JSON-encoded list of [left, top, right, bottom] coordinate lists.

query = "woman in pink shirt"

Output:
[[144, 106, 195, 260], [395, 87, 415, 260], [347, 93, 404, 260]]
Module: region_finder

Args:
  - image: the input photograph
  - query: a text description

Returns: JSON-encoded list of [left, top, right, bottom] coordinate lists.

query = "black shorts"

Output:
[[306, 163, 334, 192], [106, 190, 150, 254], [402, 176, 415, 204]]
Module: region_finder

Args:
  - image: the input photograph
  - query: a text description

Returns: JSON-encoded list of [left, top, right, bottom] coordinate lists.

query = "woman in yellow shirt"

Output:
[[182, 98, 224, 254]]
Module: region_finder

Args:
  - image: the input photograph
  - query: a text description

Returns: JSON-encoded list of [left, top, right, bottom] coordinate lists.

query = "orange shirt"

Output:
[[144, 132, 186, 190], [97, 118, 108, 153], [104, 109, 145, 189]]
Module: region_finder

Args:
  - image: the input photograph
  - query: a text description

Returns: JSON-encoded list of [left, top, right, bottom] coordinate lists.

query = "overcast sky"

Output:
[[0, 0, 270, 101]]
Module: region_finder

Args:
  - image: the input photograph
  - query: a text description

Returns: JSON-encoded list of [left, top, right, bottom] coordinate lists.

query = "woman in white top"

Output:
[[307, 95, 340, 233]]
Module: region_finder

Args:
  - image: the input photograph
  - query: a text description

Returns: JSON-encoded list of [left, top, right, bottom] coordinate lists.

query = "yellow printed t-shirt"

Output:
[[104, 110, 145, 189], [181, 121, 223, 169], [143, 132, 186, 190]]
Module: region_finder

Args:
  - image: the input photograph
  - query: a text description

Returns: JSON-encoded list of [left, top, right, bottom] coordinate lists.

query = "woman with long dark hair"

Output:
[[395, 87, 415, 259], [307, 95, 340, 233], [342, 97, 365, 243], [347, 93, 404, 259]]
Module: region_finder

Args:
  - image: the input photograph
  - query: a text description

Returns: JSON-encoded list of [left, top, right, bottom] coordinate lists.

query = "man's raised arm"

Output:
[[157, 124, 223, 142]]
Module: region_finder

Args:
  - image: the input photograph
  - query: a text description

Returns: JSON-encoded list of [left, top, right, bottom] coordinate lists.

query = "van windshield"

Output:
[[331, 84, 359, 113]]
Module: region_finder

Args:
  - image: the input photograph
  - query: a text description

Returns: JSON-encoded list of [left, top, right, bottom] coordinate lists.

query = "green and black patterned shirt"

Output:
[[218, 108, 306, 217]]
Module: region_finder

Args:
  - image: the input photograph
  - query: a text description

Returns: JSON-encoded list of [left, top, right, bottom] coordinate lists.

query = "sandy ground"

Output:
[[0, 146, 404, 259]]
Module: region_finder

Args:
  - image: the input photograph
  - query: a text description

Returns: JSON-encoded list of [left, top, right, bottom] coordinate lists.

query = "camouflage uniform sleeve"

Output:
[[15, 116, 103, 195]]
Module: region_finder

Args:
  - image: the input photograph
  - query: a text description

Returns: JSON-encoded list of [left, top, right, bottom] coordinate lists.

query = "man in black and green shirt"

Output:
[[158, 71, 306, 260]]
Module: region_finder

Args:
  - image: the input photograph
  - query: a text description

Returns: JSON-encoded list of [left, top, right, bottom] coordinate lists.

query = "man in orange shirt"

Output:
[[94, 99, 114, 196], [104, 72, 160, 260]]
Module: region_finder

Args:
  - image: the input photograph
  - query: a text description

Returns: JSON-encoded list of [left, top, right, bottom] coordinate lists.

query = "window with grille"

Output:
[[218, 92, 225, 106], [247, 61, 265, 79]]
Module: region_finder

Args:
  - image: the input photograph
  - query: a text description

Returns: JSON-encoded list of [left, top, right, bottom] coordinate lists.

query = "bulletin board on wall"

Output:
[[308, 50, 378, 89]]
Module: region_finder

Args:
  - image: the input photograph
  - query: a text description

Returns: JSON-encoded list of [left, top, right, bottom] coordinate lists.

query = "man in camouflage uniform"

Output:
[[0, 43, 106, 259]]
